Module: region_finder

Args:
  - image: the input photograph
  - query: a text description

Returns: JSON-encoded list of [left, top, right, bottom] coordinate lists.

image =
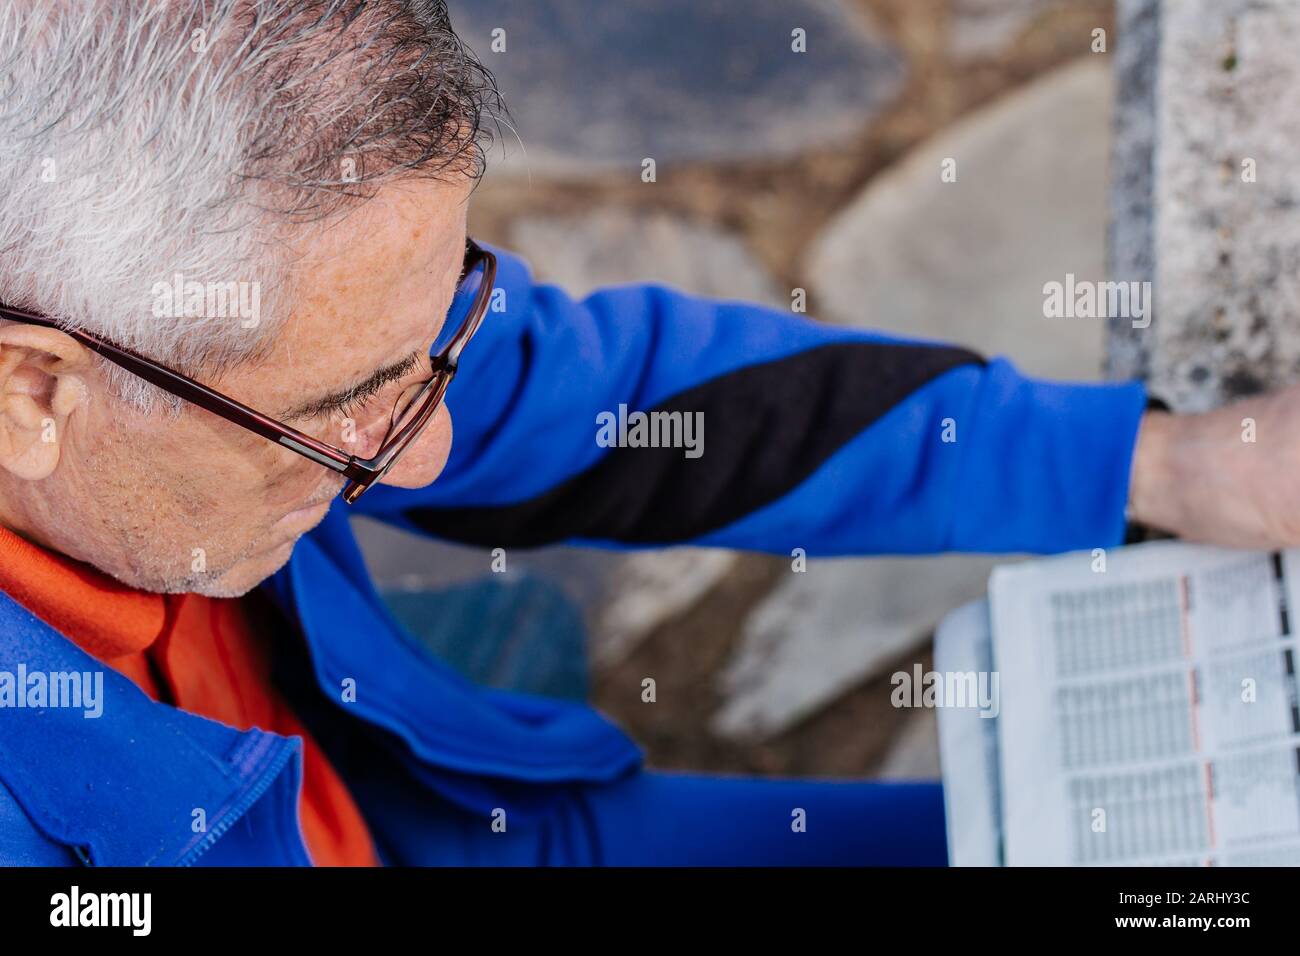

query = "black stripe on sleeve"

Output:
[[404, 341, 984, 547]]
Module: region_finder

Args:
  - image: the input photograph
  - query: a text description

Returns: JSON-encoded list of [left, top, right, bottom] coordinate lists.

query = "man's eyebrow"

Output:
[[280, 349, 423, 422]]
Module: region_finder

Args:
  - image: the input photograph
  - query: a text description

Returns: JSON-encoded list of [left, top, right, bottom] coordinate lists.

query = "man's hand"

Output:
[[1128, 384, 1300, 549]]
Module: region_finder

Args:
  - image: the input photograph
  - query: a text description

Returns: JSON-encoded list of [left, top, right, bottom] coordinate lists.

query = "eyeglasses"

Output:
[[0, 238, 497, 504]]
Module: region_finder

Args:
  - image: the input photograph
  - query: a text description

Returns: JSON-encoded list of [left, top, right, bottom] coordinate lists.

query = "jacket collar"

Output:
[[0, 502, 641, 862], [0, 589, 304, 865]]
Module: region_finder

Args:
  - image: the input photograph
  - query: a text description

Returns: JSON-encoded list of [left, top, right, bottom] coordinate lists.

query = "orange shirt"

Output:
[[0, 524, 379, 867]]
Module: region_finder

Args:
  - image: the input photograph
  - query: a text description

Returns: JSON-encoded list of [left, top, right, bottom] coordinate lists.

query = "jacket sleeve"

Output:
[[353, 242, 1149, 556]]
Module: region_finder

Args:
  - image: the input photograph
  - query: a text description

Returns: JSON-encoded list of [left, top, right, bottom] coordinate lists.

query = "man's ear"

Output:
[[0, 324, 90, 481]]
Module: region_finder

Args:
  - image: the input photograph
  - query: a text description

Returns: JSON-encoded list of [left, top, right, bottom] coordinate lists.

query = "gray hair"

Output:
[[0, 0, 500, 410]]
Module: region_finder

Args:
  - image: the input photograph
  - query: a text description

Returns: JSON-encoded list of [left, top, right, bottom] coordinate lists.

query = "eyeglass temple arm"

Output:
[[443, 246, 497, 374], [0, 303, 359, 475], [0, 241, 495, 481]]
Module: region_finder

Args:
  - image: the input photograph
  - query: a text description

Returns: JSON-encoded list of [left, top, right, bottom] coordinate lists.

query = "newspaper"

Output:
[[989, 542, 1300, 866], [934, 598, 1004, 866]]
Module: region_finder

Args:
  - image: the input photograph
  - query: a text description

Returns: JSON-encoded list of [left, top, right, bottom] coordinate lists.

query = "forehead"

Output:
[[239, 177, 474, 405], [294, 176, 474, 280]]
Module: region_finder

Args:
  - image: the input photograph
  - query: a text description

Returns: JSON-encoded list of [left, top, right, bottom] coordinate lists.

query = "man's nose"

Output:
[[377, 404, 453, 489]]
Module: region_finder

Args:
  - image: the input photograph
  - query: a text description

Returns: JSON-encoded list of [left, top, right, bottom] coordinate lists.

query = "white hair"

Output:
[[0, 0, 498, 410]]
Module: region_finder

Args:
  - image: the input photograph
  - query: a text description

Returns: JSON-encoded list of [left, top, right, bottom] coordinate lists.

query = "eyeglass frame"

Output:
[[0, 237, 497, 504]]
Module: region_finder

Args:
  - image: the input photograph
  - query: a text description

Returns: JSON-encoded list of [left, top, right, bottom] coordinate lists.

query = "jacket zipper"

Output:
[[174, 737, 305, 867]]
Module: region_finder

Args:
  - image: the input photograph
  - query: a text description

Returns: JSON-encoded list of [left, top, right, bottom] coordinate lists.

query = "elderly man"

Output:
[[0, 0, 1293, 867]]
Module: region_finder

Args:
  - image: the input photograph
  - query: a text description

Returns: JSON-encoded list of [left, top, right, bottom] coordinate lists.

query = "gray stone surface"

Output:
[[1105, 0, 1160, 383], [806, 58, 1113, 382], [877, 708, 942, 780], [1109, 0, 1300, 411], [509, 209, 786, 307], [948, 0, 1060, 60], [450, 0, 905, 175], [593, 548, 738, 669], [352, 517, 613, 606], [712, 554, 1002, 740]]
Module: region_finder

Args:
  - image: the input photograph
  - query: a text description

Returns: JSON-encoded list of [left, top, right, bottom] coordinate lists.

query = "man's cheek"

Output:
[[419, 412, 454, 485]]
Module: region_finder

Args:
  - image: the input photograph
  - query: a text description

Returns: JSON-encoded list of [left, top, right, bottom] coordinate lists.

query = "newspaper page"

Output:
[[990, 542, 1300, 866]]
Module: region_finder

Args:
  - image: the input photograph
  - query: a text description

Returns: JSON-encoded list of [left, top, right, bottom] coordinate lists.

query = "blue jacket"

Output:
[[0, 244, 1148, 865]]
